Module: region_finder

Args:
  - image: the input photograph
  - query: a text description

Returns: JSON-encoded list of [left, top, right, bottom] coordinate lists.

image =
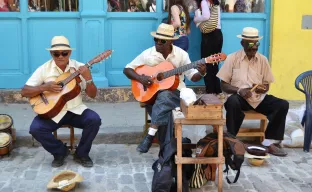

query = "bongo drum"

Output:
[[0, 132, 13, 156], [0, 114, 13, 134]]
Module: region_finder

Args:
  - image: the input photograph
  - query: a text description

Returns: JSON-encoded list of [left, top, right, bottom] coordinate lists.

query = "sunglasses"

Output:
[[154, 38, 167, 44], [52, 51, 69, 57], [248, 42, 260, 48]]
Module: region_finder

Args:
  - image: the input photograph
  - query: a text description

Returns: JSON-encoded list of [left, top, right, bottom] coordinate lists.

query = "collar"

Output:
[[151, 45, 176, 58], [51, 59, 74, 72], [239, 49, 260, 62]]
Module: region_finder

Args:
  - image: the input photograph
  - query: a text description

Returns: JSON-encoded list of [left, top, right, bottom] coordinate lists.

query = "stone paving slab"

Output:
[[0, 144, 311, 192]]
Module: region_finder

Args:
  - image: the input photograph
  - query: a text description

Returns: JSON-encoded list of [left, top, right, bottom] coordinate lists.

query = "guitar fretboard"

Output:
[[163, 58, 206, 79], [60, 64, 91, 86]]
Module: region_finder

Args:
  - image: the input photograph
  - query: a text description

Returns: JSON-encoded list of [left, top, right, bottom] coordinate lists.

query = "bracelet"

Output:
[[200, 72, 207, 77], [86, 79, 93, 85]]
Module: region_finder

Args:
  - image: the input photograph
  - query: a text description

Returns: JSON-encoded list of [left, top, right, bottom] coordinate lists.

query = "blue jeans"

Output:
[[29, 109, 101, 157], [146, 90, 180, 145], [173, 36, 189, 52]]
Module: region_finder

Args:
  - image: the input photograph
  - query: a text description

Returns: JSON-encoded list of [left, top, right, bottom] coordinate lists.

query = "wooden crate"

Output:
[[180, 95, 223, 120]]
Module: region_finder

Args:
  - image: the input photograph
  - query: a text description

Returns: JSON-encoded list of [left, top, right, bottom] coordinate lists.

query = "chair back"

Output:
[[295, 70, 312, 109]]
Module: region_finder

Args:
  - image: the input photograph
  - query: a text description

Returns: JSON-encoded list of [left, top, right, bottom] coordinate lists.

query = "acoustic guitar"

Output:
[[29, 50, 112, 119], [131, 53, 227, 103]]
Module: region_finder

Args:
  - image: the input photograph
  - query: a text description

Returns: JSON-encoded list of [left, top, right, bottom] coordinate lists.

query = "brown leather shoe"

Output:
[[267, 143, 288, 157]]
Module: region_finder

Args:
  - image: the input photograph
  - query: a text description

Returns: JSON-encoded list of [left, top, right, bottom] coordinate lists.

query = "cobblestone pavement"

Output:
[[0, 144, 312, 192]]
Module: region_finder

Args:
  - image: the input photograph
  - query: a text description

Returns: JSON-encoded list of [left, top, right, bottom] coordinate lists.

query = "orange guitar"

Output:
[[29, 50, 112, 119], [131, 53, 227, 103]]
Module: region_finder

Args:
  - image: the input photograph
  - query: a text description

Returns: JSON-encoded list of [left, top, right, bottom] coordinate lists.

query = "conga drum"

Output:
[[0, 114, 13, 135], [0, 132, 13, 156]]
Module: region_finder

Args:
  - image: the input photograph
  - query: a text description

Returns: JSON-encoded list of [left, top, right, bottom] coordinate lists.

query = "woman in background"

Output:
[[168, 0, 191, 52], [194, 0, 223, 97]]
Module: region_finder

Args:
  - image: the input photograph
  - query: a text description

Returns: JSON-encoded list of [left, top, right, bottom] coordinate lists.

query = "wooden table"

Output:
[[172, 110, 225, 192]]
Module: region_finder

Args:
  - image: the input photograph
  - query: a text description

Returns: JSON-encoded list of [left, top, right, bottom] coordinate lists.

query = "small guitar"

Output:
[[131, 53, 227, 103], [29, 50, 112, 119]]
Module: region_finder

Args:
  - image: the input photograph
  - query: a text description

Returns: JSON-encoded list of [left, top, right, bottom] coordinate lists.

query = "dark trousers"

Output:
[[29, 109, 101, 157], [173, 36, 189, 52], [201, 29, 223, 94], [224, 94, 289, 140]]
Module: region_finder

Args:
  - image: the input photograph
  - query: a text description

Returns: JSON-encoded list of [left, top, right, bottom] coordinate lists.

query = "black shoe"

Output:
[[136, 134, 154, 153], [74, 153, 94, 167], [52, 148, 70, 168]]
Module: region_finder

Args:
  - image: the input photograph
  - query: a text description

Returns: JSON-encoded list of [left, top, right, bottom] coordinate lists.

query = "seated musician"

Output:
[[21, 36, 101, 167], [217, 27, 289, 156], [123, 23, 206, 153]]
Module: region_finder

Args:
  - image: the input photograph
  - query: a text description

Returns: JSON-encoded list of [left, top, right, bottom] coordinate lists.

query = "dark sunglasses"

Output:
[[52, 51, 69, 57], [248, 41, 260, 48], [154, 38, 167, 44]]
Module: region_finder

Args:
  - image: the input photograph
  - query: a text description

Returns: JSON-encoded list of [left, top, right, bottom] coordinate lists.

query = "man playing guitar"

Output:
[[124, 23, 206, 153], [21, 36, 101, 167]]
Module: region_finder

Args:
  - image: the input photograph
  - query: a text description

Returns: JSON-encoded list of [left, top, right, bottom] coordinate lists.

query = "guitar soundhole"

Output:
[[156, 73, 164, 81]]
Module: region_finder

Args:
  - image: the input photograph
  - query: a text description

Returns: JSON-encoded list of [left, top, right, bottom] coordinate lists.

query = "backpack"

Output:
[[194, 132, 245, 184], [152, 137, 195, 192]]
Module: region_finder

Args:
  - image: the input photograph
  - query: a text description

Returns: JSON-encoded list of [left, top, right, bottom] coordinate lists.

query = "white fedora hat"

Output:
[[237, 27, 263, 40], [151, 23, 179, 40], [46, 36, 75, 51]]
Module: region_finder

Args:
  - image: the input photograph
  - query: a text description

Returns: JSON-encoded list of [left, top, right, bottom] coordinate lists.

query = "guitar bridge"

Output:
[[40, 93, 49, 105]]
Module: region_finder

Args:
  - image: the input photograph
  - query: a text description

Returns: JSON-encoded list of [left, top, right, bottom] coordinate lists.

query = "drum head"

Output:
[[0, 114, 13, 130], [0, 132, 11, 147]]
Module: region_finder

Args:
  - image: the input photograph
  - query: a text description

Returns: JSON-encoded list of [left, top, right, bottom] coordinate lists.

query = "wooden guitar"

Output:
[[29, 50, 112, 119], [131, 53, 227, 103]]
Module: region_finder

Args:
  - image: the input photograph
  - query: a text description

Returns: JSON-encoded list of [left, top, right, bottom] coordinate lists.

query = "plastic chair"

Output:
[[295, 70, 312, 152]]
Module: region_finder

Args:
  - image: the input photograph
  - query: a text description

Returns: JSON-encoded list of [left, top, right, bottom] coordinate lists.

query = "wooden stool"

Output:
[[32, 125, 76, 150], [237, 110, 267, 142], [54, 125, 76, 150], [173, 110, 225, 192]]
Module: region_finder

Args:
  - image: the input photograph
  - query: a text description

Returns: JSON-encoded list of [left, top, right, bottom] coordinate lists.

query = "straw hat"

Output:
[[237, 27, 263, 40], [150, 23, 179, 40], [47, 170, 83, 191], [46, 36, 75, 51]]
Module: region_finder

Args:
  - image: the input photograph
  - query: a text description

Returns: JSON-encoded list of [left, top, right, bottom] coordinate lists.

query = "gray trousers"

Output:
[[146, 90, 180, 145]]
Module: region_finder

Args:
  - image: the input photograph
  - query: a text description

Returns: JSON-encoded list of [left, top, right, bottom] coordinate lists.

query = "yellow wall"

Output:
[[270, 0, 312, 100]]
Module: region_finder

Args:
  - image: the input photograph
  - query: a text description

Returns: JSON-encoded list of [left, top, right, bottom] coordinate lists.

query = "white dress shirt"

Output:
[[125, 45, 198, 91], [26, 59, 88, 123]]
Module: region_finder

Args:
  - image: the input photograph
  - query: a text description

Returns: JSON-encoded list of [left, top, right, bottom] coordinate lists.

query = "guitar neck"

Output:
[[61, 63, 91, 85], [163, 58, 206, 79]]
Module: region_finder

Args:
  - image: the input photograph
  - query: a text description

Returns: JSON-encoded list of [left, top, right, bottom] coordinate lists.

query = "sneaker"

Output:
[[136, 134, 154, 153], [73, 153, 94, 167], [52, 148, 70, 168]]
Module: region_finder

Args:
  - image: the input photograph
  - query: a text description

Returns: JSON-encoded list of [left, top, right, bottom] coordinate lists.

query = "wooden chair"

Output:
[[32, 125, 77, 150], [237, 110, 267, 142], [53, 125, 76, 150]]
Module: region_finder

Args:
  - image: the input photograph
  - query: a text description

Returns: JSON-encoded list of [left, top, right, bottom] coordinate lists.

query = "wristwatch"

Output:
[[86, 79, 93, 85]]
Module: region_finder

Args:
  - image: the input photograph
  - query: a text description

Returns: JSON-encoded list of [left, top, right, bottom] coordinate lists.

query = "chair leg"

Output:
[[53, 131, 57, 138], [70, 126, 74, 150], [143, 107, 149, 135], [260, 119, 267, 142]]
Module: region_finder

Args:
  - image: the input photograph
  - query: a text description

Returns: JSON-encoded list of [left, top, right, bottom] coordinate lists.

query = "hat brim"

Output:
[[150, 32, 179, 40], [46, 46, 75, 51], [244, 151, 270, 159], [237, 35, 263, 41]]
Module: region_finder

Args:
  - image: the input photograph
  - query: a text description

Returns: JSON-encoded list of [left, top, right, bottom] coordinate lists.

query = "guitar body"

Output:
[[29, 72, 81, 119], [131, 61, 179, 103]]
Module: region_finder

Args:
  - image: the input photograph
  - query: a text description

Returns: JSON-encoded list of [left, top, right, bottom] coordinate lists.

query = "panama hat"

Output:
[[46, 36, 75, 51], [150, 23, 179, 40], [237, 27, 263, 40], [47, 170, 83, 191]]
